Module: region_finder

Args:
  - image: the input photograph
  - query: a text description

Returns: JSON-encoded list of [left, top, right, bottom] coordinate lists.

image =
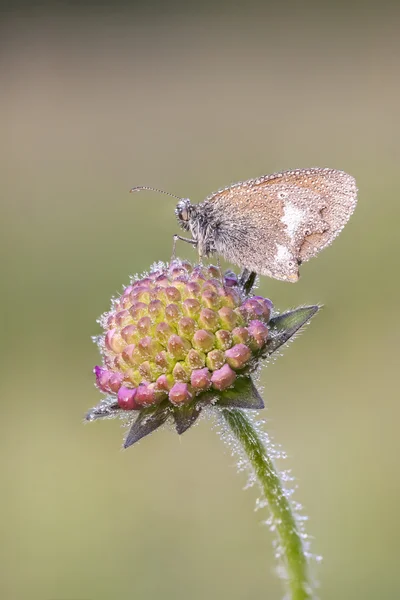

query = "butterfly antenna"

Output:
[[130, 186, 182, 201]]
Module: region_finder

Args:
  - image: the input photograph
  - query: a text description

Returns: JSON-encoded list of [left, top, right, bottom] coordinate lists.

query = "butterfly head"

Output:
[[175, 198, 194, 231]]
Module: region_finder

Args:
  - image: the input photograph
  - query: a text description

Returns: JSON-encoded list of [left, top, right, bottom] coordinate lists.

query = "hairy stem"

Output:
[[221, 408, 312, 600]]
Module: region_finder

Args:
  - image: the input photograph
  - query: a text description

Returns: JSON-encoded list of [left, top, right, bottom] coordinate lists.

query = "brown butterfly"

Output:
[[132, 167, 357, 282]]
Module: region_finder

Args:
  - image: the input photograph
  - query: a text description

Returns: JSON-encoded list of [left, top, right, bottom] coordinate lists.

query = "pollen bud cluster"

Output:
[[94, 261, 272, 410]]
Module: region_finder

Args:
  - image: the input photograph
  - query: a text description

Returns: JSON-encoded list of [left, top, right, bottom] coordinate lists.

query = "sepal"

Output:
[[215, 377, 264, 409], [124, 401, 171, 448], [85, 399, 119, 421], [266, 306, 320, 355], [173, 402, 202, 435]]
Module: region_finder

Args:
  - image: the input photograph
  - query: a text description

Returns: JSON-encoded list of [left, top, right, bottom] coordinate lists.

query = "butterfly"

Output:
[[132, 167, 357, 282]]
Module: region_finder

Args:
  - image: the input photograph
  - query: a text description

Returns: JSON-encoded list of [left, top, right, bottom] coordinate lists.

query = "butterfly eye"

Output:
[[180, 207, 189, 222], [176, 199, 191, 223]]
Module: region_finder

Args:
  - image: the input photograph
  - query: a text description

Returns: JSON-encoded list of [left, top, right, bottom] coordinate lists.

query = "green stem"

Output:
[[221, 408, 312, 600]]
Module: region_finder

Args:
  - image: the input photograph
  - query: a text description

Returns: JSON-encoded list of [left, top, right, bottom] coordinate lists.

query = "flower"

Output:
[[86, 260, 319, 447]]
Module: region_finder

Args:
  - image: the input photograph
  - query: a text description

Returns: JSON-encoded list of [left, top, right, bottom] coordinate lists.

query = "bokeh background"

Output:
[[2, 1, 399, 599]]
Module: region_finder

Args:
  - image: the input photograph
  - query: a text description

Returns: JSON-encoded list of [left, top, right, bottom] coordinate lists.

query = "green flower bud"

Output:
[[121, 324, 139, 344], [192, 329, 215, 352], [186, 349, 206, 369], [148, 299, 165, 321], [172, 361, 191, 382], [154, 321, 175, 344], [225, 344, 252, 369], [182, 298, 201, 318], [165, 303, 181, 323], [232, 326, 250, 345], [167, 334, 192, 360], [177, 317, 196, 339], [218, 307, 239, 329], [198, 308, 220, 332], [215, 329, 233, 350], [129, 302, 148, 320], [206, 349, 226, 371], [155, 350, 176, 373]]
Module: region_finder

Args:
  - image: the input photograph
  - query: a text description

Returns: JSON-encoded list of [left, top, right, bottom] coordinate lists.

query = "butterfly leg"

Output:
[[216, 256, 225, 285], [172, 234, 198, 260]]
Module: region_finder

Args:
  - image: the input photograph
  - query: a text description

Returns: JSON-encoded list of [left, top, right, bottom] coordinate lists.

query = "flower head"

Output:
[[86, 260, 318, 447]]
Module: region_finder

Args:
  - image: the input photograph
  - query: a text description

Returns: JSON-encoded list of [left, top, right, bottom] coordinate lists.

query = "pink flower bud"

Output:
[[219, 287, 241, 308], [207, 265, 220, 279], [155, 350, 175, 372], [94, 366, 111, 392], [190, 368, 212, 391], [172, 361, 191, 382], [120, 324, 139, 344], [122, 344, 140, 367], [155, 321, 174, 344], [138, 336, 162, 359], [137, 316, 152, 336], [167, 334, 191, 360], [155, 374, 174, 391], [169, 383, 193, 405], [206, 349, 226, 371], [190, 269, 206, 284], [165, 303, 181, 322], [251, 296, 273, 320], [241, 298, 269, 321], [135, 384, 156, 407], [117, 386, 138, 410], [182, 298, 201, 318], [185, 282, 201, 297], [109, 372, 123, 393], [232, 327, 250, 345], [130, 288, 151, 304], [218, 306, 239, 329], [105, 329, 125, 353], [223, 270, 238, 287], [211, 364, 236, 390], [165, 286, 181, 302], [177, 317, 196, 339], [225, 344, 252, 369], [186, 349, 206, 369], [129, 301, 148, 320], [122, 285, 133, 297], [115, 310, 131, 327], [148, 299, 164, 320], [201, 288, 220, 310], [192, 329, 215, 352], [198, 308, 220, 332], [215, 329, 233, 350], [248, 320, 269, 349]]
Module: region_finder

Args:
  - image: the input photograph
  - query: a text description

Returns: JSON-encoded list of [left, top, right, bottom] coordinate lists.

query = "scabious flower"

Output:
[[86, 259, 318, 448], [85, 259, 320, 600]]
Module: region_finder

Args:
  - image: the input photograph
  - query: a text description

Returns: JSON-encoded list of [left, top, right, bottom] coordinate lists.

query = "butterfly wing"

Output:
[[203, 168, 357, 282]]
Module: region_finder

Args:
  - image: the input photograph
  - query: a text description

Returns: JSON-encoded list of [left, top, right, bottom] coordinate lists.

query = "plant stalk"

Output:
[[221, 408, 312, 600]]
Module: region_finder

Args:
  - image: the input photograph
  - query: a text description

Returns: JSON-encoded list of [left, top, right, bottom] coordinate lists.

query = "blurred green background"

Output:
[[2, 1, 399, 599]]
